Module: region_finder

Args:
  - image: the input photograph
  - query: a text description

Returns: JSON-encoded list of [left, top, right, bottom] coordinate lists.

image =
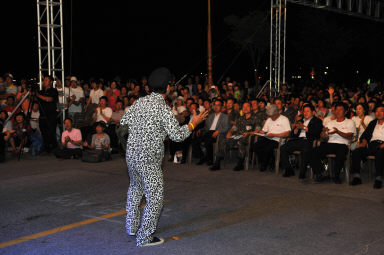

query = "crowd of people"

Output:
[[1, 72, 384, 189]]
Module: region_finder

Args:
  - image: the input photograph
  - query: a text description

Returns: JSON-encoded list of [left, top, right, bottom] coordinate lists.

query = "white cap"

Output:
[[177, 106, 187, 114], [70, 76, 78, 82]]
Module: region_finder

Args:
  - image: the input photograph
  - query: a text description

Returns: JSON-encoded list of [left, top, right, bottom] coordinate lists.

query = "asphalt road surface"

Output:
[[1, 154, 384, 255]]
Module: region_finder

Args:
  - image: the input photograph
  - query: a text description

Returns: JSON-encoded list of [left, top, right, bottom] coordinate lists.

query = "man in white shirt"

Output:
[[309, 102, 355, 184], [351, 104, 384, 189], [252, 104, 291, 172], [93, 96, 112, 124], [68, 77, 85, 116]]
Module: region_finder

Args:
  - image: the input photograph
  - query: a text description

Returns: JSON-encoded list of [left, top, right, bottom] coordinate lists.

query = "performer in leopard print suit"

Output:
[[120, 67, 208, 247]]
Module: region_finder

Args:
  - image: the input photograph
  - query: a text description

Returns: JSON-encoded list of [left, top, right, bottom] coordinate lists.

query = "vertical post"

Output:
[[283, 0, 287, 84], [50, 0, 56, 86], [37, 0, 42, 89], [277, 0, 282, 93], [269, 0, 273, 96], [46, 0, 51, 76], [207, 0, 213, 87], [60, 0, 65, 123]]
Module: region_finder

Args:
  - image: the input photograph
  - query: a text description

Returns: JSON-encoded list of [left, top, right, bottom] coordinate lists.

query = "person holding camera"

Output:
[[36, 75, 58, 153]]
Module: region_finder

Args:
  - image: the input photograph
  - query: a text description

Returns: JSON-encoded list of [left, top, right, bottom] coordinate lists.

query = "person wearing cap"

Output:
[[36, 75, 58, 153], [68, 76, 84, 117], [120, 67, 208, 247], [252, 104, 291, 172]]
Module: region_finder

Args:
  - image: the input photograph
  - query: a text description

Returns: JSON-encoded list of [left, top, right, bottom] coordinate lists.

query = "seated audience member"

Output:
[[323, 102, 337, 126], [309, 102, 355, 184], [9, 112, 31, 156], [0, 110, 12, 133], [254, 99, 268, 128], [82, 121, 111, 162], [351, 103, 374, 150], [54, 118, 82, 159], [105, 81, 120, 111], [351, 104, 384, 189], [225, 98, 239, 126], [109, 100, 125, 150], [0, 110, 12, 163], [222, 102, 257, 171], [280, 104, 323, 178], [3, 95, 21, 118], [193, 99, 230, 167], [275, 98, 296, 124], [252, 104, 291, 172]]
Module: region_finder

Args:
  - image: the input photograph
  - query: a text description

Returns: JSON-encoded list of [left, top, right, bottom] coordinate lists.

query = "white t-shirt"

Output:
[[57, 87, 70, 105], [351, 115, 374, 138], [30, 110, 40, 130], [89, 89, 104, 104], [68, 86, 85, 113], [262, 115, 291, 142], [95, 107, 112, 123], [326, 118, 356, 145], [371, 122, 384, 142]]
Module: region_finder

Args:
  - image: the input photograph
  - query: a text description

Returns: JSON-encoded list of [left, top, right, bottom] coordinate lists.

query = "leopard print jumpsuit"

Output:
[[120, 92, 191, 246]]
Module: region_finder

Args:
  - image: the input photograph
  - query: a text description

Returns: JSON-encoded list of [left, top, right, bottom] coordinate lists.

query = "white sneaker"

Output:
[[140, 237, 164, 247]]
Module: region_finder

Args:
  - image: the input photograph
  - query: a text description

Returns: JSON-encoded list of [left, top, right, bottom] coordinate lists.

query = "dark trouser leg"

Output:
[[331, 143, 348, 179], [280, 139, 301, 170], [351, 147, 368, 177], [40, 116, 54, 152], [181, 135, 192, 161], [310, 142, 329, 175], [374, 148, 384, 178], [203, 131, 215, 162], [253, 137, 278, 170]]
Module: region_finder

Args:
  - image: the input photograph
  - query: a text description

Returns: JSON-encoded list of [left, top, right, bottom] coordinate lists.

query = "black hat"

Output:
[[148, 67, 171, 93]]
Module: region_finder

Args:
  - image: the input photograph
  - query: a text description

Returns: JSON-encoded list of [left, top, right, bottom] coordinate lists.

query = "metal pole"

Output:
[[270, 0, 273, 97], [37, 1, 43, 89], [60, 0, 65, 123], [283, 0, 287, 84], [50, 0, 56, 86], [207, 0, 213, 87], [46, 0, 52, 77], [278, 0, 282, 93]]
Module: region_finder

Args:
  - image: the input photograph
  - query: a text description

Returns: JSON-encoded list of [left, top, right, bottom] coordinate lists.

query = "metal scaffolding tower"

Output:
[[270, 0, 287, 96], [37, 0, 65, 124], [36, 0, 65, 89]]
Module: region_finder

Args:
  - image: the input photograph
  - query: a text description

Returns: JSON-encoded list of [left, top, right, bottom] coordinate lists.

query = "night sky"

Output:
[[2, 1, 384, 85]]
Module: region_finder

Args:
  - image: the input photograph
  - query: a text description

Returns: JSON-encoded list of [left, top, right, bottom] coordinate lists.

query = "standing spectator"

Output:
[[36, 75, 58, 153], [56, 78, 70, 110], [105, 81, 120, 111], [68, 76, 84, 118], [86, 80, 104, 112], [54, 118, 82, 159]]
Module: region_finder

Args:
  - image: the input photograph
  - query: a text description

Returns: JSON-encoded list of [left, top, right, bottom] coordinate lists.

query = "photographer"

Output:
[[36, 75, 58, 153]]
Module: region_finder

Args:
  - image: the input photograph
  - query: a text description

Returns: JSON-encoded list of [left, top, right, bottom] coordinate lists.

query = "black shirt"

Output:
[[38, 87, 58, 116]]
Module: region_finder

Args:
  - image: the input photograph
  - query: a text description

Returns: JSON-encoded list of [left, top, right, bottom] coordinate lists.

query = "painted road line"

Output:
[[0, 210, 126, 249], [81, 214, 125, 224]]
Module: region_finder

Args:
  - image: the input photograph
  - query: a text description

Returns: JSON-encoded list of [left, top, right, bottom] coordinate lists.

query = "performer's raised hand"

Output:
[[192, 109, 209, 125]]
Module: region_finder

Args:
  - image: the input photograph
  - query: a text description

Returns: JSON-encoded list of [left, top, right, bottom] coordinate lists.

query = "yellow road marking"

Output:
[[0, 210, 126, 249], [1, 200, 172, 249]]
